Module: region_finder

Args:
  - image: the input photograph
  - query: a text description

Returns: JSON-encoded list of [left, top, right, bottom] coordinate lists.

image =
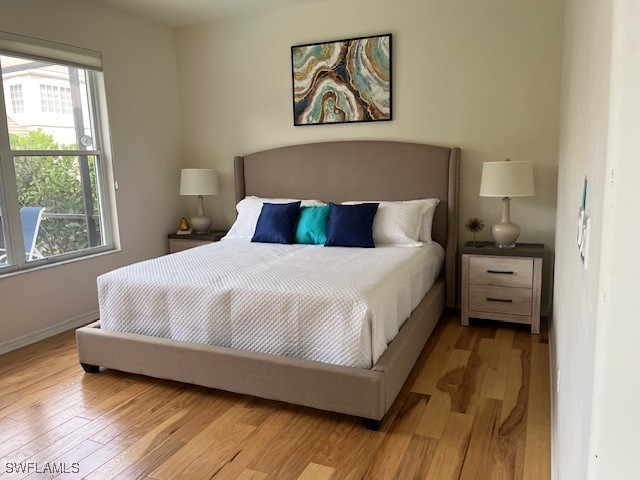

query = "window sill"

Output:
[[0, 247, 121, 280]]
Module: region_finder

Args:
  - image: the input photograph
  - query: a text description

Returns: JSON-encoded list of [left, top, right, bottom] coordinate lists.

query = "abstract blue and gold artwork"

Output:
[[291, 34, 392, 126]]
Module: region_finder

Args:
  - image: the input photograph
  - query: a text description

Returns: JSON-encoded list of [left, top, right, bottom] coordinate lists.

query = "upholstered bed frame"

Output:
[[76, 140, 460, 427]]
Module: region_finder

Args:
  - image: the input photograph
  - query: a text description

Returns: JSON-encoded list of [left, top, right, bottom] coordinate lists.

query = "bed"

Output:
[[76, 140, 460, 427]]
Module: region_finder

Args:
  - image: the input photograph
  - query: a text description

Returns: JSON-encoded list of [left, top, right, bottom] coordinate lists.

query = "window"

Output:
[[40, 84, 73, 114], [0, 35, 115, 274], [9, 84, 23, 113]]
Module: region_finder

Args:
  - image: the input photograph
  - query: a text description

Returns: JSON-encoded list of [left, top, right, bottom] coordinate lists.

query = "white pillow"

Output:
[[342, 199, 439, 247], [224, 196, 325, 240], [417, 199, 440, 243]]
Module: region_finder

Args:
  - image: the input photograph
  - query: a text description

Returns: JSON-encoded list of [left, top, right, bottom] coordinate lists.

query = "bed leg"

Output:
[[81, 363, 100, 374], [363, 418, 382, 431]]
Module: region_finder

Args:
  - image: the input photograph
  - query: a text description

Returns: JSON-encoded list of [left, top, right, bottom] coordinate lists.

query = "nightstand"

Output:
[[461, 241, 543, 334], [167, 231, 227, 253]]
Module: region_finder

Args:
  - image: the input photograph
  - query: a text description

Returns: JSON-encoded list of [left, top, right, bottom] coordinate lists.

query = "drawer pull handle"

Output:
[[487, 270, 514, 275], [487, 297, 513, 303]]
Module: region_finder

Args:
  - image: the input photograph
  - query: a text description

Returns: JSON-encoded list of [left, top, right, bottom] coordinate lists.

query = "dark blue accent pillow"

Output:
[[325, 202, 379, 248], [251, 201, 302, 244]]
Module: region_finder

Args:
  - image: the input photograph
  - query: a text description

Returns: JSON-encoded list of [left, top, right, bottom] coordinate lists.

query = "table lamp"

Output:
[[479, 159, 534, 248], [180, 168, 219, 234]]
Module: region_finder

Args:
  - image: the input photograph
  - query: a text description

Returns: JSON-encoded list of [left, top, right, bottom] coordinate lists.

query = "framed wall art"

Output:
[[291, 33, 392, 126]]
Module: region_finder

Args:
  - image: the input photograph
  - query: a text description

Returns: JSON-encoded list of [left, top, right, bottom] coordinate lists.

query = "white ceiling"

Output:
[[96, 0, 328, 28]]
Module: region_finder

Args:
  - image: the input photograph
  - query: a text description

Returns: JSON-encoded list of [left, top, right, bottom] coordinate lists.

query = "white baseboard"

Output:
[[0, 310, 99, 355]]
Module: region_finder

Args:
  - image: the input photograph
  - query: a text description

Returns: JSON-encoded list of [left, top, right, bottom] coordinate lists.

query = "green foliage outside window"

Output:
[[10, 129, 101, 256]]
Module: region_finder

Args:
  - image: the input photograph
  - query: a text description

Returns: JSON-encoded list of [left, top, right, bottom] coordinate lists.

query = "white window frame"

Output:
[[0, 32, 118, 275]]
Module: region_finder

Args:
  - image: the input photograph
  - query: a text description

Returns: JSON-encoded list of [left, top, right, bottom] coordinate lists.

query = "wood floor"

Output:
[[0, 313, 550, 480]]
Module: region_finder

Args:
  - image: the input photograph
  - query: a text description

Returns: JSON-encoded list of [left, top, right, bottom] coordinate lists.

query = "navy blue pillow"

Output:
[[251, 201, 302, 244], [325, 202, 379, 248]]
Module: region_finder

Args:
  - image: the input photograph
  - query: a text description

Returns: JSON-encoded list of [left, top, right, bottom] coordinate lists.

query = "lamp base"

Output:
[[190, 215, 212, 234], [491, 221, 520, 249], [490, 196, 521, 249]]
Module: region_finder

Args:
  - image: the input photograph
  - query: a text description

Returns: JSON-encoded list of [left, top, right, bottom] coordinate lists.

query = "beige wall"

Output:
[[553, 0, 640, 477], [0, 0, 565, 351], [176, 0, 563, 309], [588, 0, 640, 477], [551, 0, 612, 477], [0, 0, 184, 350]]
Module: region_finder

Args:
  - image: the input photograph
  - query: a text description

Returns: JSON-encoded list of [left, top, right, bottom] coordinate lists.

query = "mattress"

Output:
[[98, 239, 444, 369]]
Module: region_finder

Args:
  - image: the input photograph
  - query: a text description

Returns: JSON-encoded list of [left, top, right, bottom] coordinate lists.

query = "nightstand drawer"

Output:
[[169, 239, 211, 253], [470, 256, 533, 288], [168, 231, 227, 254], [469, 285, 533, 316]]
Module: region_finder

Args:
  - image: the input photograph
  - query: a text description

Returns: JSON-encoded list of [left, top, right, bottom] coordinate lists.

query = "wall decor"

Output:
[[291, 33, 392, 126]]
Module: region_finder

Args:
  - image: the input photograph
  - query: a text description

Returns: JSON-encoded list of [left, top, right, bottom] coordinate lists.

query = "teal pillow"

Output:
[[295, 205, 330, 244]]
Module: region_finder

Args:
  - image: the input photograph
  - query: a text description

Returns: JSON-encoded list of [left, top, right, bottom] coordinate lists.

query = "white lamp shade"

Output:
[[180, 168, 219, 196], [479, 160, 535, 197]]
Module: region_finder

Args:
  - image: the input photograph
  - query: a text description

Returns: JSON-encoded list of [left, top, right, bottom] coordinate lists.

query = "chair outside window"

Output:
[[0, 206, 45, 266]]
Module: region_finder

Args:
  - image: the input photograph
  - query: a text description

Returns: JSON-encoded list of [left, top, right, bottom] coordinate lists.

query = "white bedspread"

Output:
[[98, 240, 444, 369]]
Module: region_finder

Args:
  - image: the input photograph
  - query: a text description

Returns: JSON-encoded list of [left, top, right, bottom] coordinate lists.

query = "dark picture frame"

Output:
[[291, 33, 392, 126]]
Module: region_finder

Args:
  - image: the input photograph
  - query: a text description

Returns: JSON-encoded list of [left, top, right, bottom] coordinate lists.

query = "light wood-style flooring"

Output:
[[0, 313, 550, 479]]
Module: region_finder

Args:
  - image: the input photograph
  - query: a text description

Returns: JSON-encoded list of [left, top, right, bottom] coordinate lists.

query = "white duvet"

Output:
[[98, 239, 444, 369]]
